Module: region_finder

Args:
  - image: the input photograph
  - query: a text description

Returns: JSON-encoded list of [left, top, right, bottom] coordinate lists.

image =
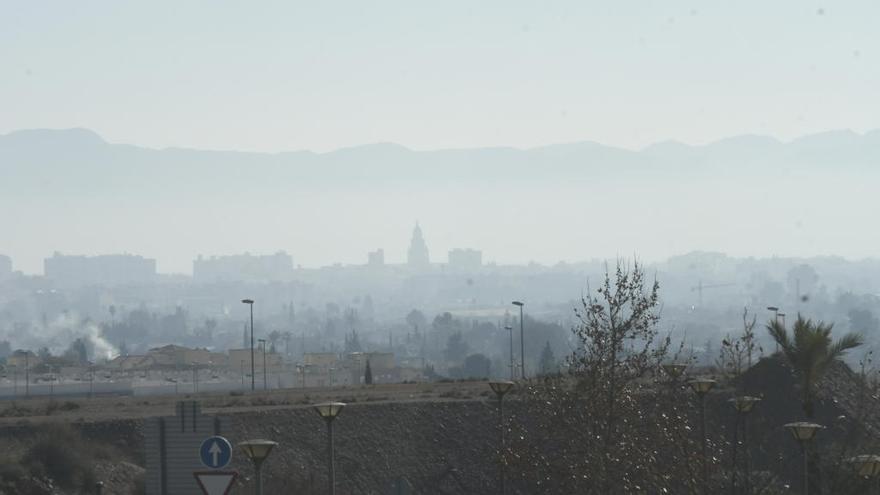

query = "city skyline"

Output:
[[4, 223, 490, 276]]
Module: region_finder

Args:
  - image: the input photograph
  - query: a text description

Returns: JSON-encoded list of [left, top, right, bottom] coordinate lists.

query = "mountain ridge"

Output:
[[2, 126, 878, 197], [2, 126, 877, 155]]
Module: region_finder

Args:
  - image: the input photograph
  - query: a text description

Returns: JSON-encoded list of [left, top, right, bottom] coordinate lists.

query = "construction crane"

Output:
[[691, 280, 736, 307]]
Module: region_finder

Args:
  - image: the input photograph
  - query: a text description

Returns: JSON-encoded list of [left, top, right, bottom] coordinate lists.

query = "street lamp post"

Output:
[[25, 352, 30, 398], [768, 306, 781, 352], [785, 422, 824, 495], [689, 378, 716, 492], [767, 306, 779, 322], [239, 439, 278, 495], [511, 301, 525, 379], [504, 325, 514, 381], [730, 396, 761, 495], [258, 339, 267, 391], [489, 381, 515, 495], [314, 402, 346, 495], [297, 364, 307, 389], [242, 299, 255, 391], [192, 363, 198, 394]]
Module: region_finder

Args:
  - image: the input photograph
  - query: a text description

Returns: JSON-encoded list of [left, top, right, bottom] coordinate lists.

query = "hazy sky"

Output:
[[1, 1, 878, 153], [3, 2, 880, 275]]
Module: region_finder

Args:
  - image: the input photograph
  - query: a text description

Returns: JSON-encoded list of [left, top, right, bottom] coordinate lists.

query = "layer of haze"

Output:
[[2, 2, 879, 274], [1, 1, 878, 151]]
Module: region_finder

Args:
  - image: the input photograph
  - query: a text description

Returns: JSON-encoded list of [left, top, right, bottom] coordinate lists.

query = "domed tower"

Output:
[[407, 223, 430, 268]]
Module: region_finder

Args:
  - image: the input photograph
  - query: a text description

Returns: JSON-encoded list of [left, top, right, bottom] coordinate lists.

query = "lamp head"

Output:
[[785, 422, 824, 442], [504, 325, 512, 330], [662, 363, 688, 379], [314, 402, 346, 421], [688, 378, 716, 395], [488, 380, 515, 397], [767, 306, 779, 312], [511, 301, 524, 307], [242, 299, 254, 304], [847, 454, 880, 478], [238, 439, 277, 464], [730, 396, 761, 413]]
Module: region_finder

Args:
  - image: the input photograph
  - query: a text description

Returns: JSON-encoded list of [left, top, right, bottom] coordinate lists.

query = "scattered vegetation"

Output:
[[767, 314, 863, 418], [717, 307, 762, 381]]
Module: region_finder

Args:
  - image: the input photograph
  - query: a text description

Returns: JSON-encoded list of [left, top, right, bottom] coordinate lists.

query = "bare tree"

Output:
[[717, 307, 762, 381], [505, 260, 706, 494]]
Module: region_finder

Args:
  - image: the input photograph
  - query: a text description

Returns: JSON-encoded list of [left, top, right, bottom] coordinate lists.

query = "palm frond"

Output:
[[766, 319, 791, 352], [826, 332, 864, 362], [770, 314, 863, 418]]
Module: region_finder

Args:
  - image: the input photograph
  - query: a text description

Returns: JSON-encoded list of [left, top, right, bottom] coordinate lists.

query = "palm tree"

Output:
[[767, 314, 863, 418]]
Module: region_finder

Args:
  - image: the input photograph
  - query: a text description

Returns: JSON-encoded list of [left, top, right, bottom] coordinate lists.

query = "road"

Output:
[[0, 380, 495, 424]]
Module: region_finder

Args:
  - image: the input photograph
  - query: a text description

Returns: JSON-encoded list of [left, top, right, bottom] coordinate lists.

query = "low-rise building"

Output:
[[344, 352, 396, 384], [146, 345, 213, 367], [44, 252, 156, 288], [107, 355, 156, 371], [303, 352, 338, 368], [6, 350, 39, 369], [228, 348, 283, 372], [367, 249, 385, 267], [193, 251, 294, 283]]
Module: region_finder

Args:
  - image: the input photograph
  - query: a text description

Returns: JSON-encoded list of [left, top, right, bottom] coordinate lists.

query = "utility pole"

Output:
[[25, 352, 30, 398], [192, 363, 198, 393], [504, 325, 514, 380], [258, 339, 268, 391], [512, 301, 525, 379], [242, 299, 255, 391]]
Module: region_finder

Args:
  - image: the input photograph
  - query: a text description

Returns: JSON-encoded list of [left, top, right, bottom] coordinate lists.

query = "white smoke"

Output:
[[83, 319, 118, 361], [8, 312, 119, 362]]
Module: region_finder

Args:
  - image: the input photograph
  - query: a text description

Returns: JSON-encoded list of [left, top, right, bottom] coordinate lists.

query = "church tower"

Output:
[[407, 223, 430, 268]]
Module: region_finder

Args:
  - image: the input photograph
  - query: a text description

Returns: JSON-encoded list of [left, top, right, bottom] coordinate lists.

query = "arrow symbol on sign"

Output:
[[208, 442, 222, 467]]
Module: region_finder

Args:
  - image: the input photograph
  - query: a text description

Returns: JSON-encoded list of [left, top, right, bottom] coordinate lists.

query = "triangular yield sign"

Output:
[[194, 471, 238, 495]]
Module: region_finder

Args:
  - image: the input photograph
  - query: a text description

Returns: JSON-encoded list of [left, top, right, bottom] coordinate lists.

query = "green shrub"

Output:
[[0, 459, 26, 484], [0, 402, 31, 417]]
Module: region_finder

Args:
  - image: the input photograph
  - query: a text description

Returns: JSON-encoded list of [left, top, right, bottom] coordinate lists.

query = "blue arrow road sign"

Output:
[[199, 436, 233, 469]]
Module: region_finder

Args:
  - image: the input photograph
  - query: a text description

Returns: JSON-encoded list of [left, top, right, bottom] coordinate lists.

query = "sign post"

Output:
[[195, 436, 236, 495], [145, 401, 233, 495]]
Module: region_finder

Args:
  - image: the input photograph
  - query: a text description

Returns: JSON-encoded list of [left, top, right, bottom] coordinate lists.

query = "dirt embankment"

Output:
[[227, 400, 501, 494], [0, 382, 502, 494]]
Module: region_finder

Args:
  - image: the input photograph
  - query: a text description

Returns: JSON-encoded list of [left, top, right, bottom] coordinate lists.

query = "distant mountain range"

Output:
[[3, 127, 880, 274], [2, 128, 879, 197]]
